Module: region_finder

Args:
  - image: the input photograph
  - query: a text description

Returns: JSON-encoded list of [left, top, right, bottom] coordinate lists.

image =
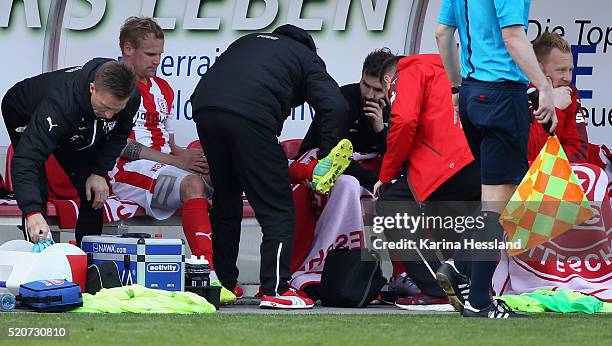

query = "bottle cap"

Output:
[[198, 255, 209, 265], [0, 293, 16, 311], [185, 255, 197, 264]]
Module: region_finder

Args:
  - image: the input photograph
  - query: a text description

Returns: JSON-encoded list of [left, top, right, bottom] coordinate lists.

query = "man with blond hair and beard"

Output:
[[107, 17, 237, 303]]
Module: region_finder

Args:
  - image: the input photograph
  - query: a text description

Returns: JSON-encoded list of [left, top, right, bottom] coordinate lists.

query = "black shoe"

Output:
[[436, 262, 469, 313], [463, 299, 528, 318]]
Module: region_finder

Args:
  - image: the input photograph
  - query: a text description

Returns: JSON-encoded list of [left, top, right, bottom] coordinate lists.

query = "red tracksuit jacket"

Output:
[[379, 54, 474, 202], [528, 84, 605, 169]]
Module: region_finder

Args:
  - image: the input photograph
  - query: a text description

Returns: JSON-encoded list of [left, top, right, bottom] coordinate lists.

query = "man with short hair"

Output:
[[436, 0, 557, 318], [287, 48, 393, 297], [528, 32, 609, 169], [108, 17, 236, 303], [1, 59, 139, 245], [299, 48, 393, 192], [374, 54, 480, 309]]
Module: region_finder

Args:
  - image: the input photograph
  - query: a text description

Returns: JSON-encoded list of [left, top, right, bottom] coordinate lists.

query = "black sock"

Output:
[[452, 211, 479, 277], [468, 211, 503, 309]]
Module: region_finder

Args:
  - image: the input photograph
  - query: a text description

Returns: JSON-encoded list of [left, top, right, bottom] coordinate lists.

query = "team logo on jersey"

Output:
[[102, 121, 117, 134], [157, 97, 169, 115]]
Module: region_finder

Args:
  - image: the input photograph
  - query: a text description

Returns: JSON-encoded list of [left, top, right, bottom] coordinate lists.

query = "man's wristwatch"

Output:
[[451, 85, 461, 94]]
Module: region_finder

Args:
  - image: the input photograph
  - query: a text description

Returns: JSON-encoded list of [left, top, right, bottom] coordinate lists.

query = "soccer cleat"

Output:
[[259, 288, 314, 309], [311, 139, 353, 194], [463, 299, 528, 318], [211, 280, 237, 305], [436, 262, 470, 313]]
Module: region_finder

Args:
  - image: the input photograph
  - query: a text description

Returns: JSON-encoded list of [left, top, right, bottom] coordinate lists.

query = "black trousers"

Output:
[[376, 161, 481, 297], [194, 110, 294, 296], [345, 160, 378, 192], [53, 150, 104, 245], [2, 96, 103, 245]]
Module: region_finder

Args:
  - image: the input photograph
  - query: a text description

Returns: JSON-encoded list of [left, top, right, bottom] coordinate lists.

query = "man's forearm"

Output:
[[121, 139, 177, 166], [11, 156, 45, 215], [502, 25, 549, 90], [436, 24, 462, 86], [122, 139, 143, 160]]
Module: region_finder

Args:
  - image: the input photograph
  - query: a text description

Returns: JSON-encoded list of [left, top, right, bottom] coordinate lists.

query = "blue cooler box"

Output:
[[81, 235, 185, 291]]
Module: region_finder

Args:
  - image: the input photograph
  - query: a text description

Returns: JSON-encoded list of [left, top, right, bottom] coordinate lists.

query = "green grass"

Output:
[[1, 313, 611, 346]]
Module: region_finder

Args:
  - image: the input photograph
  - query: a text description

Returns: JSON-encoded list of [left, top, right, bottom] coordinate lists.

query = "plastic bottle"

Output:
[[0, 293, 16, 312], [185, 255, 210, 288], [117, 221, 129, 235], [200, 256, 211, 287]]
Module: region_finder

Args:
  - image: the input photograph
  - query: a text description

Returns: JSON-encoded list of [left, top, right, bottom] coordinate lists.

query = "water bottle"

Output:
[[185, 255, 210, 288], [0, 293, 16, 312], [527, 87, 554, 135], [117, 221, 129, 235]]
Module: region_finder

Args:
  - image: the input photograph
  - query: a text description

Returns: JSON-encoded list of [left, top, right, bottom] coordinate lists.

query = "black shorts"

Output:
[[459, 78, 530, 185]]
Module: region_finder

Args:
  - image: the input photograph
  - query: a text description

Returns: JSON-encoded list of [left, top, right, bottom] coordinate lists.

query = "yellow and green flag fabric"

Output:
[[500, 136, 594, 256]]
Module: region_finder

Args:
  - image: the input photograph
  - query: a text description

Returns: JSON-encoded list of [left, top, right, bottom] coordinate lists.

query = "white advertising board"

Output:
[[1, 0, 609, 147], [1, 0, 415, 146]]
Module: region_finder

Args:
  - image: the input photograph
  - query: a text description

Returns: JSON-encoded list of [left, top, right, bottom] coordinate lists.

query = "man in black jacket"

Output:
[[299, 48, 393, 192], [1, 58, 139, 245], [191, 24, 348, 309]]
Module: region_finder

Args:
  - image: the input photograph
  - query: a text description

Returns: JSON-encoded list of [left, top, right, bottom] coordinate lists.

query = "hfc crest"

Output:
[[157, 97, 169, 115], [102, 121, 117, 133]]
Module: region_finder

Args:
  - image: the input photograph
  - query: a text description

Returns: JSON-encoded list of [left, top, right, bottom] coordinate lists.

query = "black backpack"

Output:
[[319, 247, 386, 308], [86, 261, 122, 294]]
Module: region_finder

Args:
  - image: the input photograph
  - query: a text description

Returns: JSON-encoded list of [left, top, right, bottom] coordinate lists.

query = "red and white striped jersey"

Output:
[[132, 76, 175, 154]]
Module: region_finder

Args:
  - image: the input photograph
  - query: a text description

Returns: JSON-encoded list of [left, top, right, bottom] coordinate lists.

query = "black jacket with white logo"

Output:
[[4, 58, 140, 215], [190, 24, 348, 156]]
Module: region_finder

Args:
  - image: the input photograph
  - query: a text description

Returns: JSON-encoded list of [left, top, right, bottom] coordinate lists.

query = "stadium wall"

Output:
[[0, 0, 609, 147]]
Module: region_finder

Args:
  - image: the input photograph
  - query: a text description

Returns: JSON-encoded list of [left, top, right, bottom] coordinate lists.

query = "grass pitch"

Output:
[[1, 313, 610, 346]]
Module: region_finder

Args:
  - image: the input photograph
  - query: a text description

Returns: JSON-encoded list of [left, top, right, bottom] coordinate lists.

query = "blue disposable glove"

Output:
[[32, 238, 55, 253]]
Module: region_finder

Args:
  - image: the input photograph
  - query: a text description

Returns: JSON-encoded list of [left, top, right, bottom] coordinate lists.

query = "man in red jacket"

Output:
[[528, 32, 609, 170], [374, 54, 480, 309]]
